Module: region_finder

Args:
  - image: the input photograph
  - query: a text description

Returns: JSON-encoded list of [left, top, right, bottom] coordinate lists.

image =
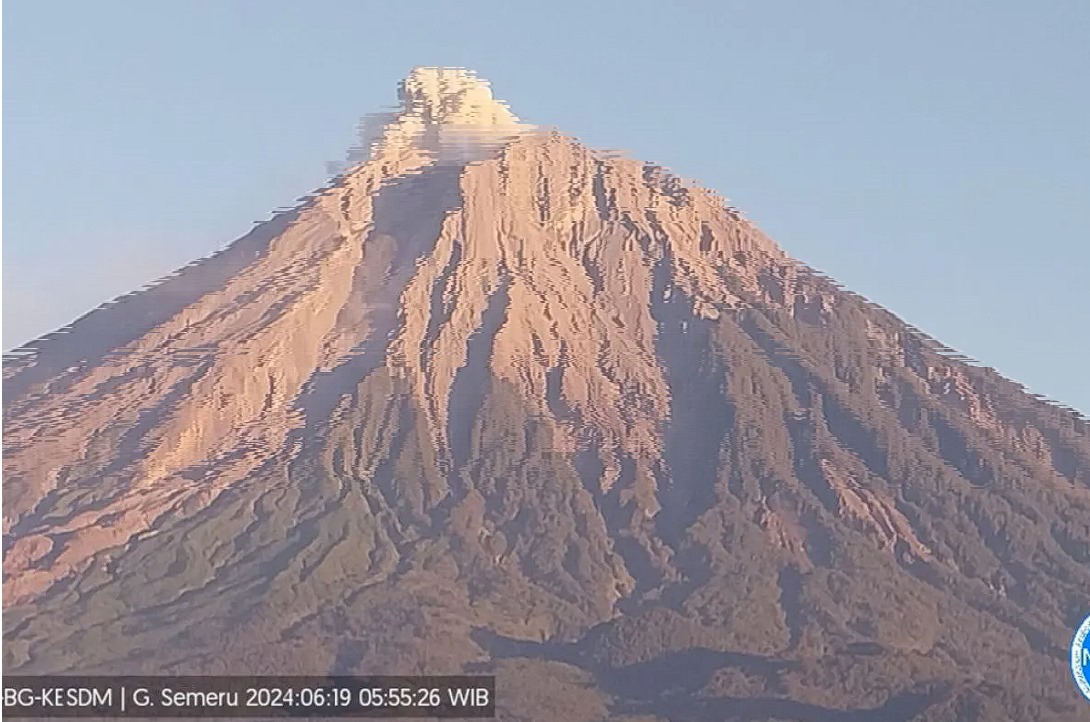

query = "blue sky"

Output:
[[4, 0, 1088, 414]]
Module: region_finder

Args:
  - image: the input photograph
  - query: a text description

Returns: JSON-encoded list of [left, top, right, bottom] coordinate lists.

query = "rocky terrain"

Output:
[[4, 67, 1090, 720]]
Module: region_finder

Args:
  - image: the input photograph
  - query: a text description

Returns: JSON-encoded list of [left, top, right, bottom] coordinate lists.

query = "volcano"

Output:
[[4, 67, 1089, 721]]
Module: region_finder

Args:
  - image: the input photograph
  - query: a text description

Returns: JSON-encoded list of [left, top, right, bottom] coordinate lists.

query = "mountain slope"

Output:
[[4, 67, 1089, 721]]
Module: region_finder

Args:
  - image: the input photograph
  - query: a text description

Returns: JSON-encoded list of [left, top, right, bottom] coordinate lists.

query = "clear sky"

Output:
[[4, 1, 1088, 414]]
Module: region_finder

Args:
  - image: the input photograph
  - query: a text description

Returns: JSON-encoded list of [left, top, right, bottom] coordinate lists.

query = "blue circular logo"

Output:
[[1073, 613, 1090, 703]]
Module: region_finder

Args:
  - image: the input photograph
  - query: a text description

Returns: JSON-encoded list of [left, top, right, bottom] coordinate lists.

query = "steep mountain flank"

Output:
[[5, 67, 1089, 721]]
